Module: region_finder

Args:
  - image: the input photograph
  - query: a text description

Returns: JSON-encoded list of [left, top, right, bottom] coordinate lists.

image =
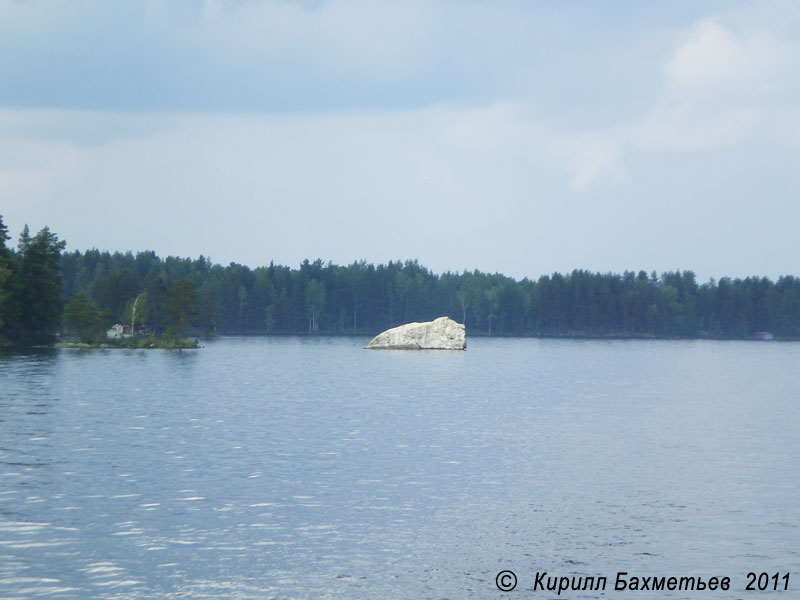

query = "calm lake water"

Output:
[[1, 337, 798, 599]]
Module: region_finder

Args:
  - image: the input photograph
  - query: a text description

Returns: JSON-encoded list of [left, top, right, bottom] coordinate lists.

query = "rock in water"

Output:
[[365, 316, 466, 350]]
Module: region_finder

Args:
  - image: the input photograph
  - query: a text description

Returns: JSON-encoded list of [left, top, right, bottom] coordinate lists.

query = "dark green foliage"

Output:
[[305, 279, 325, 332], [63, 292, 111, 343], [0, 220, 66, 345], [164, 278, 198, 337], [56, 334, 198, 349], [143, 271, 168, 334], [21, 227, 67, 343], [0, 216, 17, 342], [55, 246, 800, 340], [5, 215, 799, 343], [90, 268, 138, 321]]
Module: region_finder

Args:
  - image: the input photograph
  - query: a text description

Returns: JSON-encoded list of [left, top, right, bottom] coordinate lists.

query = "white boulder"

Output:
[[365, 316, 466, 350]]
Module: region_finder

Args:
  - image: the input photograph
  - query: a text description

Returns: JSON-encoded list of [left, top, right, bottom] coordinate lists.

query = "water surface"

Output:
[[1, 337, 798, 598]]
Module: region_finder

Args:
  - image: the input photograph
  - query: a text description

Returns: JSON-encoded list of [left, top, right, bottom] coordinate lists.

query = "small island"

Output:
[[56, 333, 199, 350], [365, 316, 466, 350], [56, 289, 200, 349]]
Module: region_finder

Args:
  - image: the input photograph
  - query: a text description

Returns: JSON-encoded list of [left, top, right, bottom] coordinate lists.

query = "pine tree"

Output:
[[15, 226, 67, 344], [64, 292, 109, 342], [0, 216, 18, 342], [164, 278, 198, 337]]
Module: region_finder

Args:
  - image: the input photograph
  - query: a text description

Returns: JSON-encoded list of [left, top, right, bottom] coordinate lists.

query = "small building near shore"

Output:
[[753, 331, 774, 341], [106, 324, 131, 339], [106, 324, 150, 338]]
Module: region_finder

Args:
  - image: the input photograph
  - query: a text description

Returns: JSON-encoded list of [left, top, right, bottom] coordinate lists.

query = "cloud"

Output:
[[632, 15, 794, 155], [442, 103, 530, 151], [545, 12, 800, 188], [632, 104, 760, 152], [0, 121, 84, 212], [560, 136, 628, 191], [0, 0, 675, 117], [3, 0, 800, 276], [665, 18, 783, 93], [427, 11, 800, 192], [0, 0, 534, 112]]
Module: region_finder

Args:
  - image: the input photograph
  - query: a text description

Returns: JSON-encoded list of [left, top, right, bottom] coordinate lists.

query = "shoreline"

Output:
[[54, 338, 200, 350]]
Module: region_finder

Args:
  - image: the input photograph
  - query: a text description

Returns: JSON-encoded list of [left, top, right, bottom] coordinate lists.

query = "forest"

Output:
[[2, 216, 800, 345]]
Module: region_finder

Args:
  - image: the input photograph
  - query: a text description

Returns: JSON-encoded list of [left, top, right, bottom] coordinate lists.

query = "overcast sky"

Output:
[[2, 0, 799, 282]]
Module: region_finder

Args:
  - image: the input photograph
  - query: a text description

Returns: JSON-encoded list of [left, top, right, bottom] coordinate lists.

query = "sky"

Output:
[[1, 0, 799, 282]]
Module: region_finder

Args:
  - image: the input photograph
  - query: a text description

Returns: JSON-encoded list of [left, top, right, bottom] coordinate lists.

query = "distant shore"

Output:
[[186, 331, 795, 342], [55, 336, 199, 350]]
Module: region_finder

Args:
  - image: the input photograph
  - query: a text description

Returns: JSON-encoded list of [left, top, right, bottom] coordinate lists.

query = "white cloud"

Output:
[[3, 3, 800, 280], [632, 104, 760, 152], [545, 12, 799, 188], [442, 103, 529, 150], [421, 13, 798, 192], [560, 136, 628, 191], [665, 18, 783, 93], [631, 14, 795, 156]]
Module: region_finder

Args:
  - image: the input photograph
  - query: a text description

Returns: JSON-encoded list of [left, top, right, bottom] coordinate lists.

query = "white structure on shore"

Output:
[[106, 324, 131, 339]]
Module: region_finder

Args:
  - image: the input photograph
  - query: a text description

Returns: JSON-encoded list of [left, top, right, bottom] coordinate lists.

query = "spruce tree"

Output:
[[16, 226, 66, 344], [0, 216, 18, 343]]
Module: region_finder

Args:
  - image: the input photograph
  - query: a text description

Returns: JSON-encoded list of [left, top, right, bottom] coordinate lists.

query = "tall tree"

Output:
[[305, 279, 326, 333], [121, 292, 148, 336], [0, 216, 18, 342], [64, 292, 110, 342], [15, 226, 66, 344], [143, 271, 168, 334], [164, 278, 198, 337]]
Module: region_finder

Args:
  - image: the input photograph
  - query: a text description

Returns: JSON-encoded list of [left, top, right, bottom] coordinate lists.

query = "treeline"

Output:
[[3, 216, 800, 345], [60, 246, 800, 340], [0, 218, 65, 345]]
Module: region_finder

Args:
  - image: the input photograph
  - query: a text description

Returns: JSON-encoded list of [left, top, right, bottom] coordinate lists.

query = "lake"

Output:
[[1, 337, 798, 598]]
